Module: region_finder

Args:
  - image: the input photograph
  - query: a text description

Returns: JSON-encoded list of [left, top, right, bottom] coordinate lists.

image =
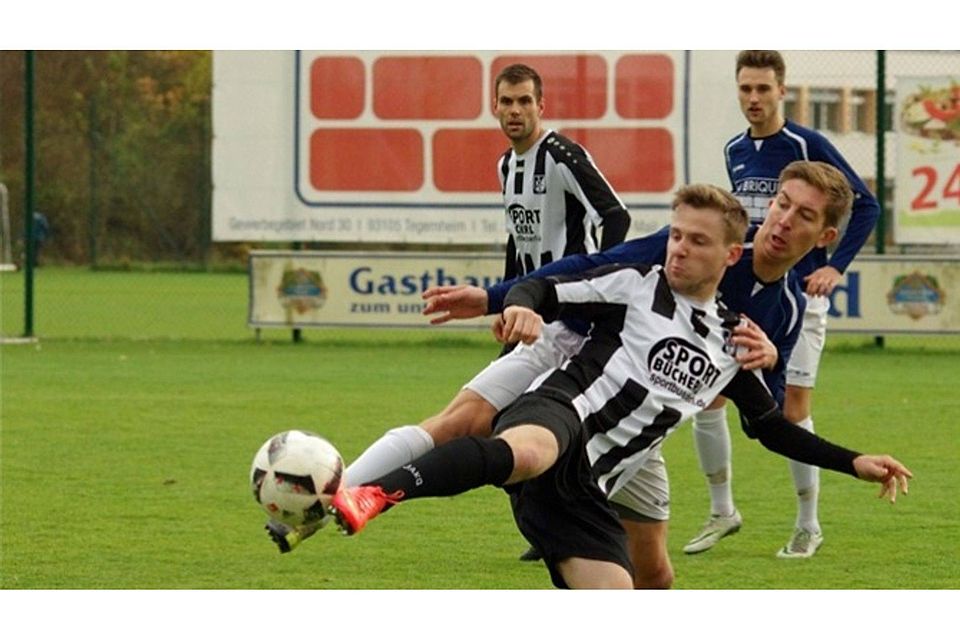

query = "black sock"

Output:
[[368, 436, 514, 501]]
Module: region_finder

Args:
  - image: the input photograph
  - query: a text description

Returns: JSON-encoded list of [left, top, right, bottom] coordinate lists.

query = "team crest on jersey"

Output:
[[533, 174, 546, 194], [647, 337, 723, 405]]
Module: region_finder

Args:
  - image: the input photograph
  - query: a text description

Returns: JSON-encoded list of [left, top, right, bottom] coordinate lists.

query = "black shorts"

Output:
[[494, 392, 633, 589]]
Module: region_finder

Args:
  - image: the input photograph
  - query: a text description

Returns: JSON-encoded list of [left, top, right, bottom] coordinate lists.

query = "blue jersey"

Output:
[[724, 121, 880, 280], [486, 226, 804, 405]]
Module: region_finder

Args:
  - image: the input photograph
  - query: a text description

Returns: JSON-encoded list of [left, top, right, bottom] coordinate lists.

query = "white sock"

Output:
[[789, 416, 820, 533], [692, 408, 735, 517], [345, 425, 435, 487]]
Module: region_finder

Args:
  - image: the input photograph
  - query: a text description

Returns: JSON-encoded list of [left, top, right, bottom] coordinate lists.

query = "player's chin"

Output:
[[665, 270, 692, 294]]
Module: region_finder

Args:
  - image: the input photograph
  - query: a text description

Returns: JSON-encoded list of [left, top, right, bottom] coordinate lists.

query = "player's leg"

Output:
[[345, 322, 584, 486], [331, 393, 571, 534], [778, 293, 828, 558], [344, 389, 494, 487], [610, 450, 674, 589], [556, 557, 634, 589], [507, 405, 634, 590], [684, 396, 742, 554]]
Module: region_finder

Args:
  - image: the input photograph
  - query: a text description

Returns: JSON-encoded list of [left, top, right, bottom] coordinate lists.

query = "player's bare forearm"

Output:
[[852, 455, 913, 503], [422, 285, 488, 325]]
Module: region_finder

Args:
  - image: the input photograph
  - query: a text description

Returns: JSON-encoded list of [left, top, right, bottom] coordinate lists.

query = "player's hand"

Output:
[[804, 265, 843, 297], [422, 285, 488, 325], [493, 306, 543, 345], [732, 315, 778, 370], [852, 455, 913, 503]]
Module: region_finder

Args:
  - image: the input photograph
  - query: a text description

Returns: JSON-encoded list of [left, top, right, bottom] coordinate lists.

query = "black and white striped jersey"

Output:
[[498, 129, 629, 280], [504, 263, 761, 498]]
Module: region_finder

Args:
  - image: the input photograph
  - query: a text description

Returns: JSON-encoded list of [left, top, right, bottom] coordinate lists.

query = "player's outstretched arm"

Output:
[[422, 285, 488, 324], [726, 370, 915, 506], [852, 455, 913, 503]]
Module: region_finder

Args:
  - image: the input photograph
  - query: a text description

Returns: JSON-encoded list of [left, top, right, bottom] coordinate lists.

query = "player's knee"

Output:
[[498, 427, 558, 481], [506, 442, 550, 479], [634, 561, 674, 590], [423, 397, 497, 444], [783, 386, 812, 424]]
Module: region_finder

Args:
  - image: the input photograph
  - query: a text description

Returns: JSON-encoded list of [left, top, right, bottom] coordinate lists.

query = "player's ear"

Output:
[[726, 243, 744, 266], [816, 226, 839, 248]]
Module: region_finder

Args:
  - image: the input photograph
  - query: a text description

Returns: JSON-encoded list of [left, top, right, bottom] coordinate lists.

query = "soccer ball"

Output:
[[250, 430, 344, 526]]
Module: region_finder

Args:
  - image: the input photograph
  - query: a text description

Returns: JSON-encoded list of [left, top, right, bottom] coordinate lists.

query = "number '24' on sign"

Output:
[[912, 163, 960, 211]]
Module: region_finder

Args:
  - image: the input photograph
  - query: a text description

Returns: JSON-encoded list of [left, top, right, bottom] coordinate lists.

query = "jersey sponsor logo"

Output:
[[647, 337, 723, 404], [507, 203, 543, 240], [734, 176, 779, 196]]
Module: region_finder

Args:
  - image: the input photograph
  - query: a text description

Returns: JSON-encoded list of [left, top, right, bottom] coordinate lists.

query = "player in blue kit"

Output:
[[328, 183, 910, 589], [684, 51, 882, 559]]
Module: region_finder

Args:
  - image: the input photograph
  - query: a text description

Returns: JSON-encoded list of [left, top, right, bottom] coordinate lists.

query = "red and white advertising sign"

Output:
[[214, 50, 698, 243]]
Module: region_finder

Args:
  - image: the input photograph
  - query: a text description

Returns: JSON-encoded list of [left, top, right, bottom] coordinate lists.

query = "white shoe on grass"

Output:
[[776, 527, 823, 558], [683, 510, 742, 554]]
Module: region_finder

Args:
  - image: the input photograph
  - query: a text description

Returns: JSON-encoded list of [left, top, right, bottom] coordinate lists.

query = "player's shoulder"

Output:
[[543, 131, 591, 163], [724, 129, 751, 151], [780, 120, 833, 147]]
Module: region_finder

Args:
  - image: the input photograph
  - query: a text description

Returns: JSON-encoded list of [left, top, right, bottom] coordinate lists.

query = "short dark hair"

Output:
[[736, 50, 786, 85], [494, 63, 543, 100]]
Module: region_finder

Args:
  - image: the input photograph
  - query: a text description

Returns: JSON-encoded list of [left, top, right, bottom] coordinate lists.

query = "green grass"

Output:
[[1, 268, 959, 590]]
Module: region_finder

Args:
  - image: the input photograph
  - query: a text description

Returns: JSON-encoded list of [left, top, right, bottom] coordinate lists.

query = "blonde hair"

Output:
[[672, 184, 748, 244], [778, 161, 854, 229]]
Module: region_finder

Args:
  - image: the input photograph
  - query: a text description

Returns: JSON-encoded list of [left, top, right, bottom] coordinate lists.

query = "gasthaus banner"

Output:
[[250, 252, 959, 334], [249, 251, 503, 329]]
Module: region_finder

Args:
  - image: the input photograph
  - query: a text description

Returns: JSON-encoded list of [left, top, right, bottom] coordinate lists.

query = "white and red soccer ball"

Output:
[[250, 430, 343, 526]]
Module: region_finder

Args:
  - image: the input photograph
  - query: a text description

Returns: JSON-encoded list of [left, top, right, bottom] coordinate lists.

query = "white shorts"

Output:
[[463, 322, 588, 411], [608, 447, 670, 522], [785, 293, 829, 389]]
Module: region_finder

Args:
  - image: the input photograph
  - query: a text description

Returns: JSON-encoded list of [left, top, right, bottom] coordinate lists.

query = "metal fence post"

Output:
[[874, 50, 886, 348], [23, 50, 36, 338]]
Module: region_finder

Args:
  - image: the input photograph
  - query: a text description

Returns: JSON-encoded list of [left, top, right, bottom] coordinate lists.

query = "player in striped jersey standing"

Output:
[[493, 63, 630, 281], [329, 184, 911, 589], [494, 62, 628, 560], [684, 50, 883, 558]]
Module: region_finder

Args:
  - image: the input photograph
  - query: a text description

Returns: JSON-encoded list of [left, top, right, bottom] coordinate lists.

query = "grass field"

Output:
[[1, 268, 959, 592]]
